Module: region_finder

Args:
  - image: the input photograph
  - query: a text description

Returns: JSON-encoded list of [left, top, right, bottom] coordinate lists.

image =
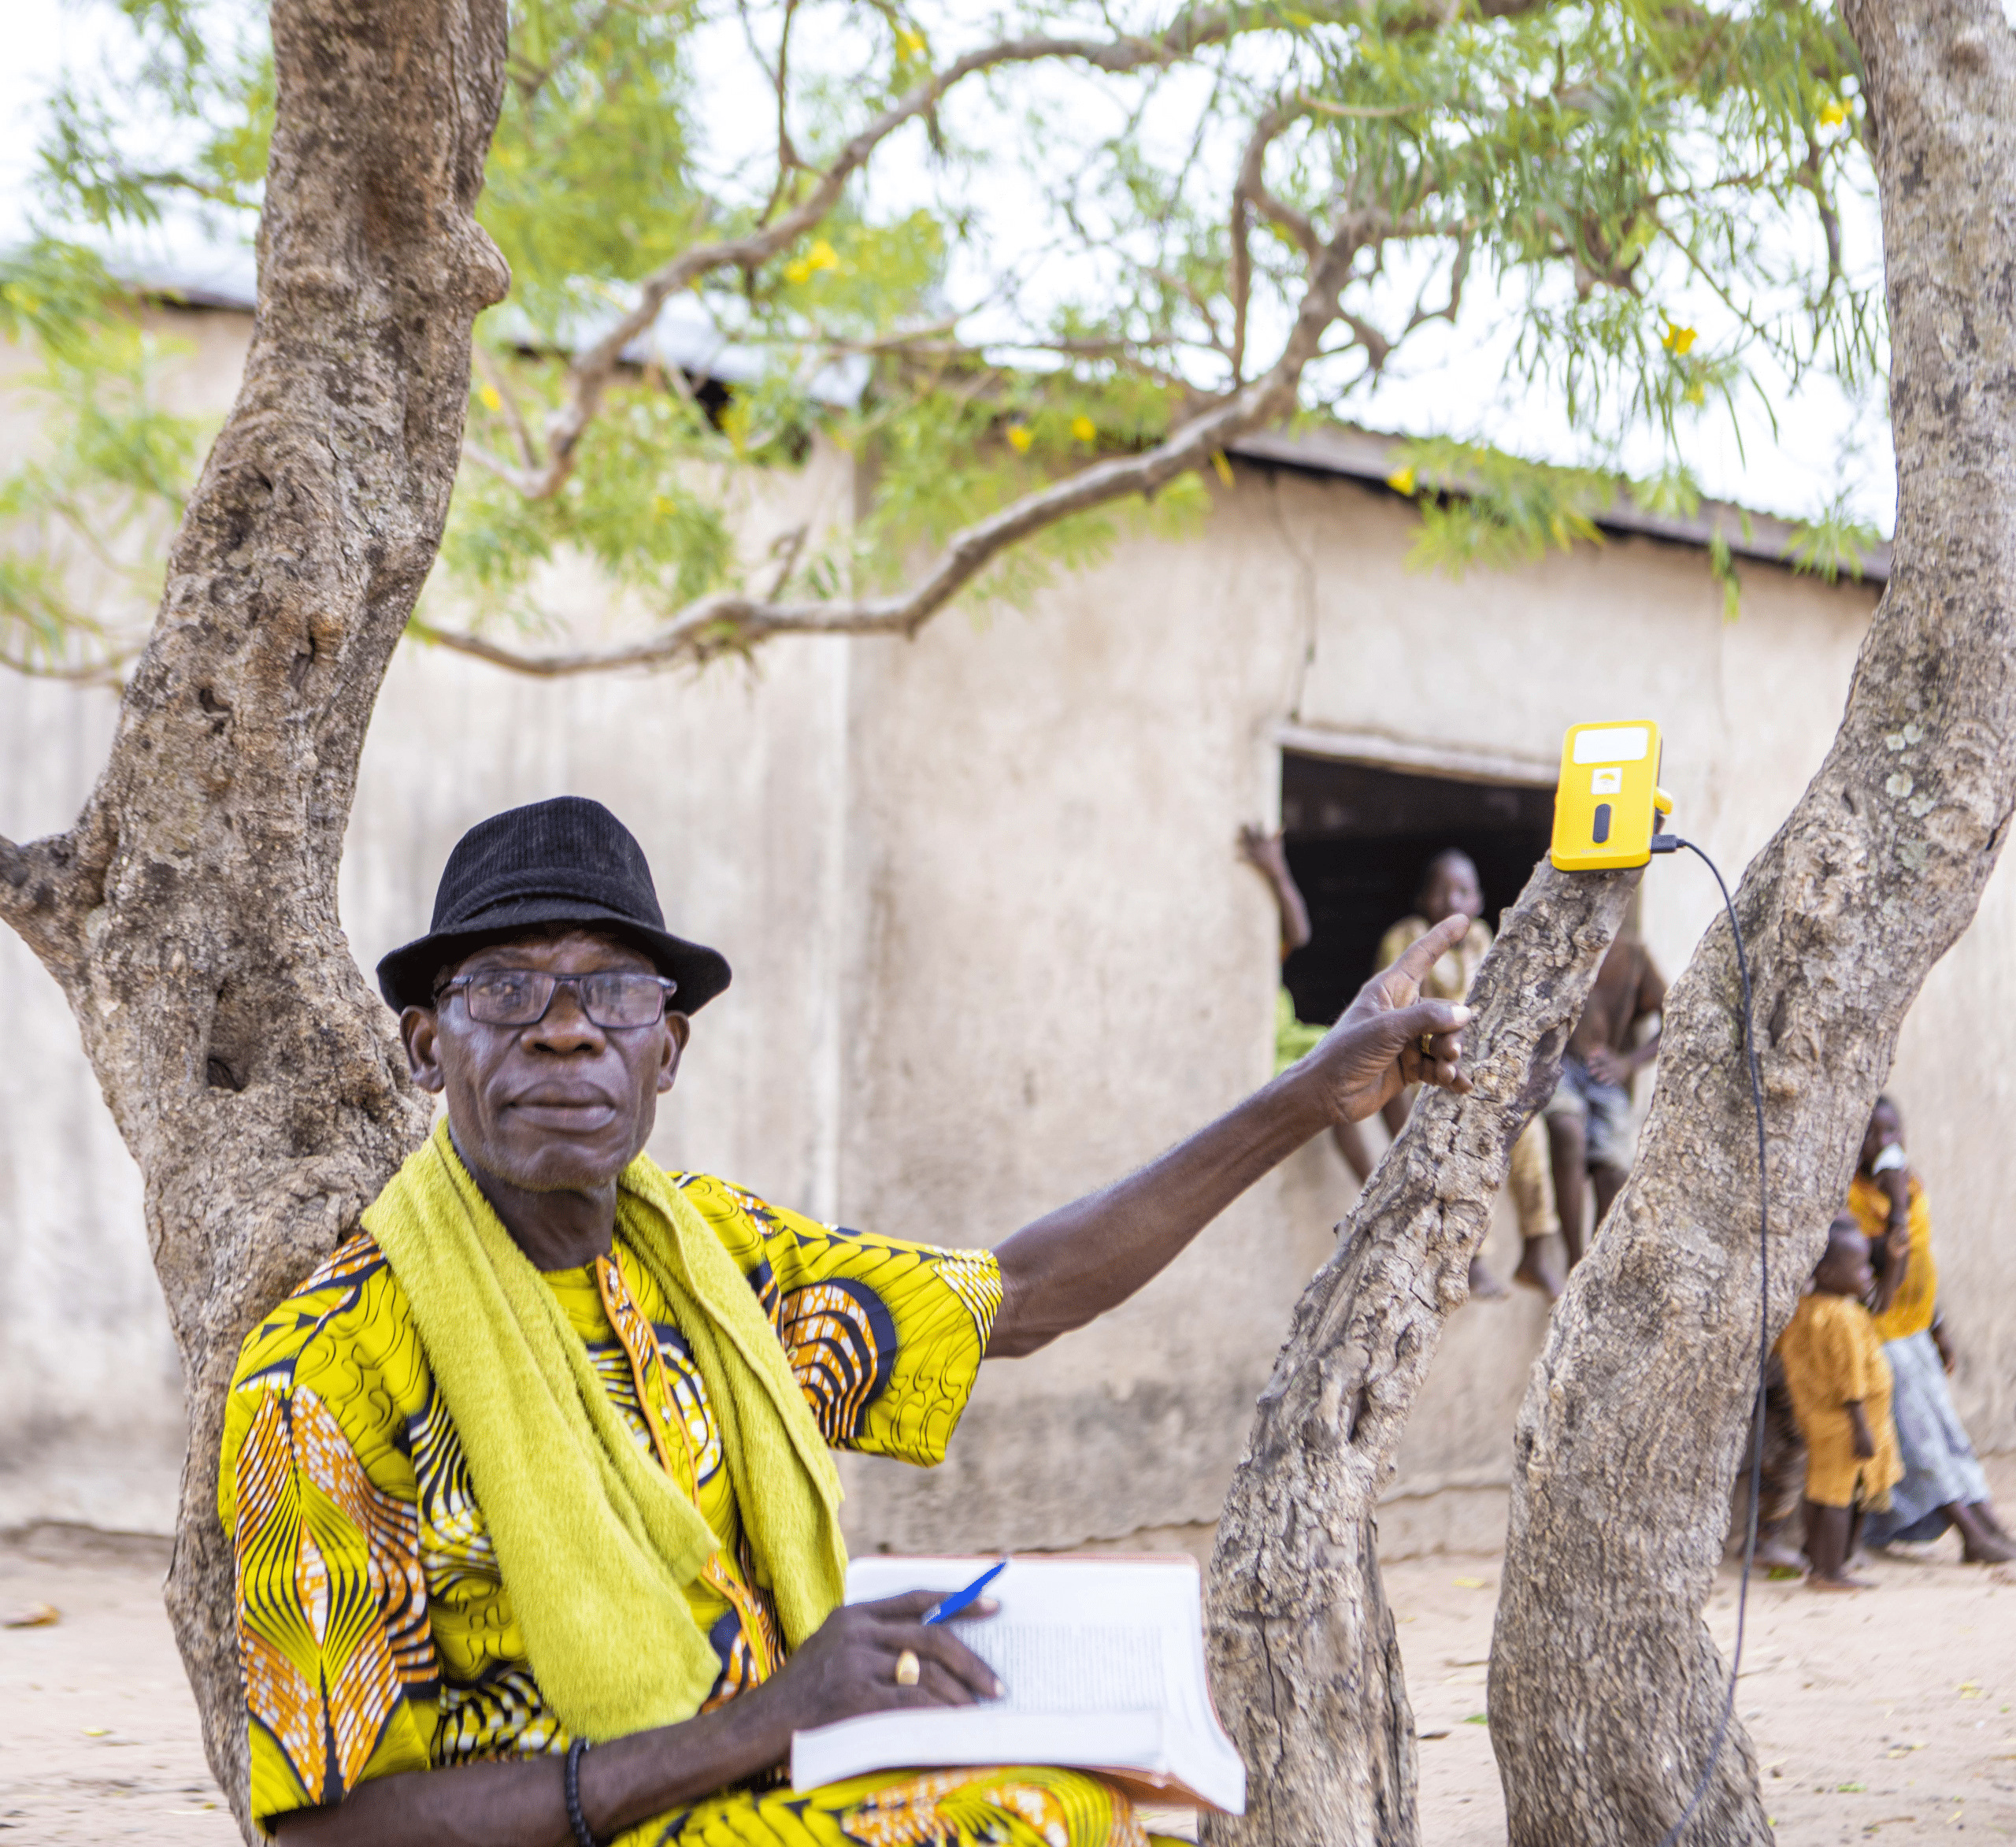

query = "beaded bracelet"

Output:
[[565, 1736, 598, 1847]]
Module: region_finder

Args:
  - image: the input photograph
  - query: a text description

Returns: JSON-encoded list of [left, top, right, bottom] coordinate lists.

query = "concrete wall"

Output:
[[5, 309, 2002, 1567], [820, 463, 1907, 1558]]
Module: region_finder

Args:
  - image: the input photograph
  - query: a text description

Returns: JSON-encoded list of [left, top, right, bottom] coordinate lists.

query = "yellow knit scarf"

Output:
[[361, 1119, 847, 1740]]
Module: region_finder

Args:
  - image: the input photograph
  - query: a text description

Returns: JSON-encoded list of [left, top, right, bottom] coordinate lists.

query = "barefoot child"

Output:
[[1776, 1216, 1903, 1589]]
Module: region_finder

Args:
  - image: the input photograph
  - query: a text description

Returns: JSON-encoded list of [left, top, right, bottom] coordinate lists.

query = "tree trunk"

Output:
[[0, 1, 508, 1832], [1489, 6, 2016, 1842], [1203, 859, 1639, 1847]]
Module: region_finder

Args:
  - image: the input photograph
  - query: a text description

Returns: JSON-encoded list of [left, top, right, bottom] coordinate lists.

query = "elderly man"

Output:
[[221, 798, 1473, 1847]]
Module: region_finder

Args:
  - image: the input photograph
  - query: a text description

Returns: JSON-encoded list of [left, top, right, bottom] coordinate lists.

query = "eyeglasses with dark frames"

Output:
[[434, 969, 677, 1029]]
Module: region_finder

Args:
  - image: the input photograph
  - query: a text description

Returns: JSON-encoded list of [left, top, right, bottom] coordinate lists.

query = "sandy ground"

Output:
[[3, 1458, 2013, 1845], [1395, 1450, 2016, 1846]]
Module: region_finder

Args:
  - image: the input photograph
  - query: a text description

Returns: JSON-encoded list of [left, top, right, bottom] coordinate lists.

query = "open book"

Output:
[[788, 1555, 1247, 1817]]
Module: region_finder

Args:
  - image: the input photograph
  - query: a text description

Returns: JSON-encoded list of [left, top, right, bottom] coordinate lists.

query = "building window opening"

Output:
[[1278, 752, 1555, 1029]]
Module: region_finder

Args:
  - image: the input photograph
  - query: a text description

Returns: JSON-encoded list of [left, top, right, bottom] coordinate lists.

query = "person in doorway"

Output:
[[1241, 831, 1562, 1301], [1776, 1216, 1902, 1592], [1373, 850, 1566, 1300], [1543, 931, 1666, 1266], [1240, 825, 1384, 1191], [221, 797, 1477, 1846], [1846, 1096, 2015, 1563]]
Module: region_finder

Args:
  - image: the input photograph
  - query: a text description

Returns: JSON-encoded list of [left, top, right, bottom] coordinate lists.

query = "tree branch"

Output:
[[1236, 98, 1320, 261], [0, 647, 132, 687], [0, 826, 94, 987], [498, 9, 1240, 500], [1203, 858, 1640, 1847], [419, 209, 1371, 675], [1228, 192, 1252, 385], [506, 0, 617, 104]]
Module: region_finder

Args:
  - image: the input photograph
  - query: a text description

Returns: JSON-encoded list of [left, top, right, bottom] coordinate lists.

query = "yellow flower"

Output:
[[1386, 464, 1418, 496], [650, 494, 672, 516], [784, 239, 840, 287], [1662, 321, 1698, 355], [895, 26, 927, 57], [478, 384, 502, 412], [1006, 425, 1033, 454], [1069, 415, 1097, 444], [1818, 98, 1847, 127]]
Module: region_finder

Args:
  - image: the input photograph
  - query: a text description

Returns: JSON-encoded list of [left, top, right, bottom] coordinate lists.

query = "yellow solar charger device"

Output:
[[1549, 719, 1673, 870]]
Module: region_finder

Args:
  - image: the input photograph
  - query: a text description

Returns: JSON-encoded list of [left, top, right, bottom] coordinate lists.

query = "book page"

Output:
[[963, 1621, 1165, 1714]]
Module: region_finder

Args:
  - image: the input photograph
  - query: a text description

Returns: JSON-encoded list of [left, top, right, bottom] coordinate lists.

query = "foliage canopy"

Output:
[[2, 0, 1885, 679]]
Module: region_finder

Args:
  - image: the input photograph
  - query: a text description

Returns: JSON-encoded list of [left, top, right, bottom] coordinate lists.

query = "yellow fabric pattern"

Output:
[[1776, 1292, 1903, 1510], [356, 1121, 843, 1745], [220, 1162, 1001, 1830], [1847, 1170, 1937, 1343], [611, 1763, 1172, 1847]]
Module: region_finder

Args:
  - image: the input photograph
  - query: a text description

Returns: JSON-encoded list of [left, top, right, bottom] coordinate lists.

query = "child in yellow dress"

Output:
[[1776, 1215, 1903, 1590]]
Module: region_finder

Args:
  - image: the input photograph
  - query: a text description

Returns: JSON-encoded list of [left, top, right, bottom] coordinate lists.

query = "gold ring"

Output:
[[894, 1649, 921, 1688], [1419, 1031, 1436, 1059]]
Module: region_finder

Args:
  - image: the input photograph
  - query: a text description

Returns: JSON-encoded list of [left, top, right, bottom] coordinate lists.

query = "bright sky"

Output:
[[11, 3, 2012, 537]]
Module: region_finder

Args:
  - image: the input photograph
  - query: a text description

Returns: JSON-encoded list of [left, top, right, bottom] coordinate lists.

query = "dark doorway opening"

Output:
[[1280, 753, 1555, 1027]]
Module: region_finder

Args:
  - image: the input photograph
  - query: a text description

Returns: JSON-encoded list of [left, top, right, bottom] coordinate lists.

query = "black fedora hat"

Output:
[[376, 796, 732, 1014]]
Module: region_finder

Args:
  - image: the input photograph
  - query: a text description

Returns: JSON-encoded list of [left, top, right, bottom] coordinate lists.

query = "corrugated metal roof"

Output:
[[122, 259, 1890, 584], [1229, 425, 1891, 584]]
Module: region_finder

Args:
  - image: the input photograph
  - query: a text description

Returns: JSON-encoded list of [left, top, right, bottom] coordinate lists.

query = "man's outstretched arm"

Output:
[[985, 915, 1474, 1359]]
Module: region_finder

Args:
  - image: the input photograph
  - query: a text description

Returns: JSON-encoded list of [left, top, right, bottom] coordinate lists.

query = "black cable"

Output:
[[1644, 833, 1770, 1847]]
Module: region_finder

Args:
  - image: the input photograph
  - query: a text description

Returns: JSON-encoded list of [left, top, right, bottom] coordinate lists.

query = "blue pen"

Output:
[[924, 1556, 1009, 1625]]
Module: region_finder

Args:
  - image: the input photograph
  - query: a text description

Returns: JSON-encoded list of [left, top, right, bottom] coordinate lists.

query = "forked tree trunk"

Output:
[[1489, 5, 2016, 1842], [0, 1, 508, 1832], [1203, 859, 1638, 1847]]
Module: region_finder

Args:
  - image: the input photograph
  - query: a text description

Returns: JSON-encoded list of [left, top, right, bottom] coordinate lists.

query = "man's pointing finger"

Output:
[[1387, 913, 1471, 990]]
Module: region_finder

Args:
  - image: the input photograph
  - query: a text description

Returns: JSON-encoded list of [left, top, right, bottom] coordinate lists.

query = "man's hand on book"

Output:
[[762, 1591, 1003, 1734]]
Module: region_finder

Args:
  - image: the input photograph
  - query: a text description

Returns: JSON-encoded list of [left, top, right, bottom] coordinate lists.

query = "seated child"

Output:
[[1774, 1215, 1903, 1590]]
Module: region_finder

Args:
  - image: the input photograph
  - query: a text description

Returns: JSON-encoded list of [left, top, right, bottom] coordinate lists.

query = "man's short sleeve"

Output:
[[674, 1176, 1002, 1467], [219, 1241, 439, 1828]]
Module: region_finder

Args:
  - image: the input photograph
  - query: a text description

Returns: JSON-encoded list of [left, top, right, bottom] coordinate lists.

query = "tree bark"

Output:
[[1203, 859, 1639, 1847], [0, 0, 508, 1833], [1489, 6, 2016, 1842]]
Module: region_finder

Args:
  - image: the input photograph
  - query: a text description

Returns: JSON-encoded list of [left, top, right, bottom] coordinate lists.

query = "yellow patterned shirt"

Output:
[[219, 1172, 1003, 1831]]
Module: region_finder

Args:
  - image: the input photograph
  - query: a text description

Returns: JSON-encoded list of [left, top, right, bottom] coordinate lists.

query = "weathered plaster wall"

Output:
[[9, 312, 1997, 1571], [0, 673, 176, 1531], [0, 306, 257, 1530], [819, 464, 1914, 1559]]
